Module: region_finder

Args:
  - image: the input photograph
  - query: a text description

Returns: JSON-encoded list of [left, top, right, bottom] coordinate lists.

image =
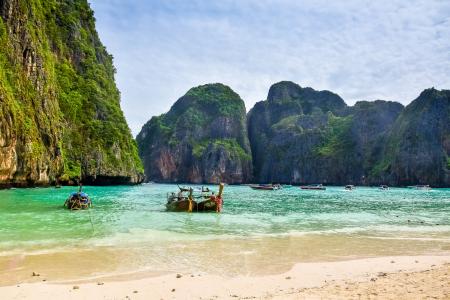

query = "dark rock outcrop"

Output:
[[137, 83, 252, 184], [0, 0, 143, 187], [247, 81, 404, 185], [345, 100, 404, 184], [373, 88, 450, 186]]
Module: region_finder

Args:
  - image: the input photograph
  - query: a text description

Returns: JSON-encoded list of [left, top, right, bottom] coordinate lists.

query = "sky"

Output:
[[89, 0, 450, 136]]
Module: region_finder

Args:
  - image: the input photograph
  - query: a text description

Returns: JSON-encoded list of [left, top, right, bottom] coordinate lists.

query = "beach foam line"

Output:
[[2, 223, 450, 257], [366, 236, 450, 242]]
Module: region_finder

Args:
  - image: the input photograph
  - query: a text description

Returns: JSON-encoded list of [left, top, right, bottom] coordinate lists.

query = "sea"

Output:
[[0, 184, 449, 284]]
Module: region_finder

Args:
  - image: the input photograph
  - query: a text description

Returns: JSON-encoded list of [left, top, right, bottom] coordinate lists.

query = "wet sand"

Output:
[[1, 233, 450, 287], [1, 255, 449, 299]]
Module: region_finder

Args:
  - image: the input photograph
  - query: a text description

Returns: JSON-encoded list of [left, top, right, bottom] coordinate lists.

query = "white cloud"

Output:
[[89, 0, 450, 135]]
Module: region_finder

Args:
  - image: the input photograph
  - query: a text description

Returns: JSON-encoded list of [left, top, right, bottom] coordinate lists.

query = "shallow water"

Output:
[[0, 184, 449, 283]]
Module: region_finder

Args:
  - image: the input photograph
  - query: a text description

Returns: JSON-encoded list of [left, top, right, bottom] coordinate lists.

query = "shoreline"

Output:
[[2, 183, 450, 190], [1, 255, 449, 299]]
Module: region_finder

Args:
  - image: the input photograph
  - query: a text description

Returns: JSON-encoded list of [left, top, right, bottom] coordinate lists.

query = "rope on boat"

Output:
[[88, 206, 94, 233]]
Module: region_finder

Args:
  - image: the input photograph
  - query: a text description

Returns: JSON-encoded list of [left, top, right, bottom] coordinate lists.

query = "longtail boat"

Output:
[[300, 184, 326, 190], [166, 183, 224, 213], [344, 185, 355, 191], [249, 184, 281, 190], [408, 185, 431, 190], [64, 184, 92, 210]]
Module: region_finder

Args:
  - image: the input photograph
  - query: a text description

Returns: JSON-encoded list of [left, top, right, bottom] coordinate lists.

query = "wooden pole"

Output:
[[218, 183, 224, 197]]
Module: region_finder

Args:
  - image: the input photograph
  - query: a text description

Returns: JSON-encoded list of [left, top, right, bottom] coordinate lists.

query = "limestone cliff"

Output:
[[137, 80, 448, 186], [0, 0, 143, 187], [247, 81, 404, 185], [373, 88, 450, 186], [136, 84, 252, 184]]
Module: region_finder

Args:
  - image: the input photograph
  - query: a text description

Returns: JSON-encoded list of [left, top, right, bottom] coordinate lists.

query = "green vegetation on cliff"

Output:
[[0, 0, 142, 186], [192, 138, 252, 162], [316, 115, 354, 157], [184, 84, 244, 117], [142, 83, 247, 148]]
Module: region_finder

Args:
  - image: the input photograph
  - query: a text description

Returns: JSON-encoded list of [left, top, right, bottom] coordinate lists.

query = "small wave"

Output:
[[366, 236, 450, 242]]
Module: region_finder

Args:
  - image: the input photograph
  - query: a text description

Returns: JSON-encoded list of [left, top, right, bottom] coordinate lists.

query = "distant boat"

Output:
[[379, 185, 389, 190], [300, 184, 326, 190], [249, 184, 281, 190], [408, 185, 431, 190], [344, 185, 355, 191]]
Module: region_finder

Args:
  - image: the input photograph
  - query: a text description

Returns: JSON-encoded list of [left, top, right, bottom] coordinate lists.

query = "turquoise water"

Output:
[[1, 184, 449, 253], [0, 184, 449, 279]]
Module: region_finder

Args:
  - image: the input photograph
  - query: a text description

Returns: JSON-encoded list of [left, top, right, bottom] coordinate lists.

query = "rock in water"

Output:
[[0, 0, 143, 187], [137, 83, 252, 184]]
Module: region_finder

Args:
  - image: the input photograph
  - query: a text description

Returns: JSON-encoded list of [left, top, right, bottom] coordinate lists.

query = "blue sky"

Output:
[[90, 0, 450, 136]]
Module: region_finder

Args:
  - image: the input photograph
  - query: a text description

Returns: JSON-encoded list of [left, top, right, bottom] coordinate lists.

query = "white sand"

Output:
[[1, 255, 450, 299]]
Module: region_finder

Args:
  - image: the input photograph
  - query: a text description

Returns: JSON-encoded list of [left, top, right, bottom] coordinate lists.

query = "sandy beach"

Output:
[[1, 255, 449, 299]]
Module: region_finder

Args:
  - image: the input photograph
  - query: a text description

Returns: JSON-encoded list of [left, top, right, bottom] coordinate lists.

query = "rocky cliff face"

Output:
[[247, 81, 404, 185], [0, 0, 143, 187], [373, 88, 450, 187], [248, 81, 344, 183], [137, 80, 448, 186], [136, 83, 252, 184], [344, 100, 404, 184]]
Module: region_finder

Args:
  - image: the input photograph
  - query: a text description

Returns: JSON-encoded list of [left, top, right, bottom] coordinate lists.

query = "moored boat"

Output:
[[408, 185, 431, 190], [300, 184, 326, 190], [249, 184, 281, 190], [379, 185, 389, 190], [197, 183, 224, 212], [344, 185, 355, 191], [64, 185, 92, 210], [166, 183, 224, 212]]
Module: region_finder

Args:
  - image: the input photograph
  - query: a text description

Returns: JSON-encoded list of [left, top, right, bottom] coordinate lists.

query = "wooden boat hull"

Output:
[[166, 199, 197, 212], [300, 187, 326, 190], [250, 184, 281, 190], [197, 198, 222, 212], [65, 197, 91, 210], [250, 186, 275, 190]]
